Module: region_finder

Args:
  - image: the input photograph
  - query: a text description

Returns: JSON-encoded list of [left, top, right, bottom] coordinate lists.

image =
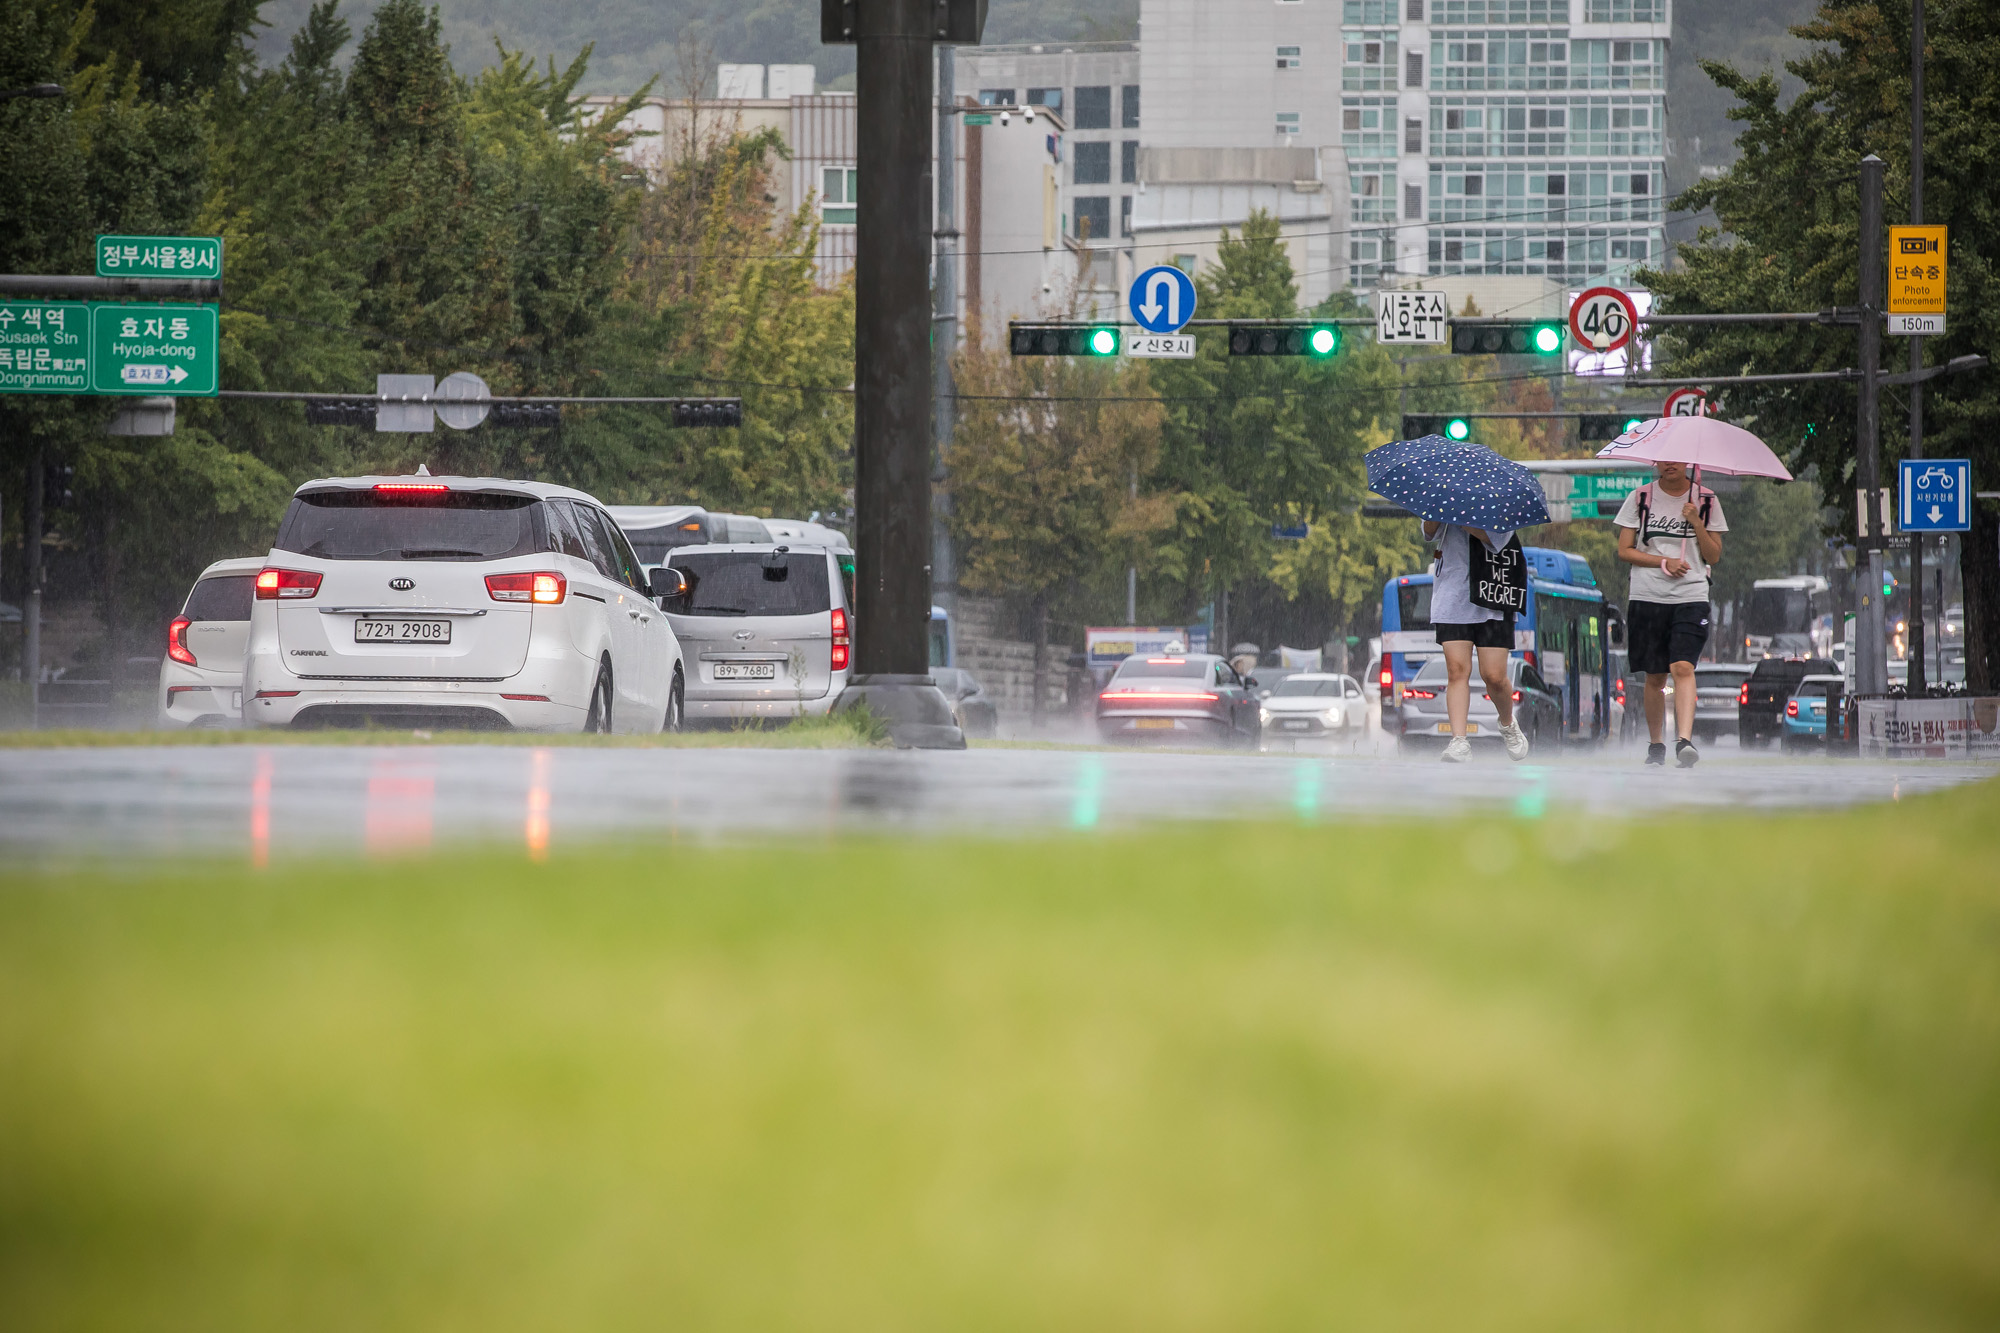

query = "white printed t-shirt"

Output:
[[1614, 482, 1729, 605]]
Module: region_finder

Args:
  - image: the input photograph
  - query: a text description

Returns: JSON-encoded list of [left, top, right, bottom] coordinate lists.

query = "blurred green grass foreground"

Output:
[[3, 782, 1999, 1330]]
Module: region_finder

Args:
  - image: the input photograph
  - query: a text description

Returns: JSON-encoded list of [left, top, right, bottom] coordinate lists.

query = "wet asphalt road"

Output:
[[0, 739, 1989, 863]]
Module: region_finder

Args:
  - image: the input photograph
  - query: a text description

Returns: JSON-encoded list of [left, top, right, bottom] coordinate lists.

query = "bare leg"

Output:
[[1671, 660, 1697, 742], [1442, 640, 1473, 738], [1644, 672, 1668, 744], [1478, 645, 1514, 726]]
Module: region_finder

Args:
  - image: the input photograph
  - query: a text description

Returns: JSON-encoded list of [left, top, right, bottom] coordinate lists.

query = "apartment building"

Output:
[[1139, 0, 1670, 313]]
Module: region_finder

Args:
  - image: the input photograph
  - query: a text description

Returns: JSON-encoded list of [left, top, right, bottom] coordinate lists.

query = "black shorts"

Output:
[[1627, 599, 1710, 674], [1433, 615, 1513, 650]]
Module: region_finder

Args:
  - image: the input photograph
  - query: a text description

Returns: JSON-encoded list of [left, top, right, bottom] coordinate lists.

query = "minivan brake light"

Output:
[[255, 568, 322, 600], [486, 571, 567, 604]]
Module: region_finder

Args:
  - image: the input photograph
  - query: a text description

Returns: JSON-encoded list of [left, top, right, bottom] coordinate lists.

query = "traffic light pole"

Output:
[[23, 444, 41, 726], [1857, 155, 1888, 699], [1907, 0, 1927, 696]]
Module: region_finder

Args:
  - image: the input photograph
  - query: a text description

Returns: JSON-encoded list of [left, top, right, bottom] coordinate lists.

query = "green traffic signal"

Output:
[[1088, 327, 1118, 356], [1623, 417, 1644, 432], [1309, 326, 1338, 355], [1445, 417, 1472, 441], [1532, 323, 1563, 354]]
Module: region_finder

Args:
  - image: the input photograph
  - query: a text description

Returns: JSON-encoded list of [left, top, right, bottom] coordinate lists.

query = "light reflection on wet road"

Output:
[[0, 744, 1988, 863]]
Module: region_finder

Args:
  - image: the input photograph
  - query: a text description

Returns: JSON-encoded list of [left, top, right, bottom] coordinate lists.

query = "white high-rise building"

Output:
[[1139, 0, 1669, 311]]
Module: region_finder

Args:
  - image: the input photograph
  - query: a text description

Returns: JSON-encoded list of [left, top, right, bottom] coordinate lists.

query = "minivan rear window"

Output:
[[668, 551, 831, 617], [182, 574, 255, 622], [275, 489, 543, 562]]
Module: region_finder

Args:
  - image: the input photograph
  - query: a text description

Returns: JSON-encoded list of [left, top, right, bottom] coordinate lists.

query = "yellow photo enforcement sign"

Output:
[[1888, 225, 1947, 314]]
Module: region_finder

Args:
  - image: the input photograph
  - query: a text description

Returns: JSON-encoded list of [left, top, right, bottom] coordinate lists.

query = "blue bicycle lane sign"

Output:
[[1899, 457, 1971, 532], [1128, 264, 1197, 334]]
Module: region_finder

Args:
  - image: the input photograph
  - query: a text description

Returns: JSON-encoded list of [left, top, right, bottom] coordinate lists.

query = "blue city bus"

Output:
[[1379, 547, 1614, 745]]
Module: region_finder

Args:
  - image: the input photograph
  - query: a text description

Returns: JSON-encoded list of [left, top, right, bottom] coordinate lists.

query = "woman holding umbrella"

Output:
[[1366, 434, 1547, 764]]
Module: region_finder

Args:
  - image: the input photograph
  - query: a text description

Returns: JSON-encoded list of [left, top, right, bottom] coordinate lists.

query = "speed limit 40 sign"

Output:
[[1569, 286, 1639, 352]]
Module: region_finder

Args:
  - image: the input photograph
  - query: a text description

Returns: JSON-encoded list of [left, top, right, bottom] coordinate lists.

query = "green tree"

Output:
[[1642, 0, 2000, 687], [1146, 212, 1408, 646], [946, 337, 1168, 719]]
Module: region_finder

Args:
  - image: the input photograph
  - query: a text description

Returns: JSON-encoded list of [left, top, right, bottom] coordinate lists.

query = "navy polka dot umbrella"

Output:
[[1364, 433, 1551, 529]]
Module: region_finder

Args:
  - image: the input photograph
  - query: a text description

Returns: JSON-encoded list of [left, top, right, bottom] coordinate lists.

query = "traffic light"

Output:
[[1009, 324, 1121, 356], [669, 398, 744, 428], [1228, 324, 1341, 356], [1450, 320, 1565, 355], [1400, 414, 1473, 441], [1578, 414, 1643, 440], [1883, 571, 1898, 599], [43, 463, 75, 510], [304, 400, 378, 428], [491, 403, 564, 428]]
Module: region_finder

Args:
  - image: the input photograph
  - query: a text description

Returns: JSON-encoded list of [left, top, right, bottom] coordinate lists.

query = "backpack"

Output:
[[1633, 483, 1712, 544]]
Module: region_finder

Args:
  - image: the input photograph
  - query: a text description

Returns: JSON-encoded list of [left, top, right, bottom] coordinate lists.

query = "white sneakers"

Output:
[[1500, 720, 1531, 761], [1440, 735, 1472, 763]]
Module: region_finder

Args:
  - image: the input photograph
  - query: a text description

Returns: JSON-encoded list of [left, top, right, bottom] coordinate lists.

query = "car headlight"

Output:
[[1258, 707, 1271, 724], [1326, 706, 1342, 722]]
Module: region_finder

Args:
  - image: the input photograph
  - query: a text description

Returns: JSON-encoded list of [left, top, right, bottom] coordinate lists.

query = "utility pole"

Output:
[[24, 445, 43, 723], [1857, 154, 1887, 697], [1906, 0, 1928, 696], [830, 0, 979, 747], [931, 44, 959, 622], [1126, 465, 1137, 623]]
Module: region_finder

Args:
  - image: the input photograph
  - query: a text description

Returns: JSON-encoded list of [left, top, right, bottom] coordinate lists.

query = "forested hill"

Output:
[[252, 0, 1810, 189], [250, 1, 1140, 94]]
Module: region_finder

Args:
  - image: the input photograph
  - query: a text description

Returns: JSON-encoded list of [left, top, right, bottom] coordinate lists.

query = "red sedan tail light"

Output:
[[1405, 688, 1436, 700], [1098, 689, 1219, 703], [167, 616, 197, 665], [831, 607, 850, 671], [255, 568, 322, 600], [1379, 652, 1394, 700], [1786, 699, 1799, 718], [486, 571, 566, 604], [1513, 689, 1523, 703]]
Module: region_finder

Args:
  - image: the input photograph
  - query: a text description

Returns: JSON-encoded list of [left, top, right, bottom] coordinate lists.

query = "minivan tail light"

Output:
[[374, 482, 450, 493], [167, 616, 197, 665], [486, 571, 566, 604], [831, 606, 850, 671], [255, 568, 322, 600]]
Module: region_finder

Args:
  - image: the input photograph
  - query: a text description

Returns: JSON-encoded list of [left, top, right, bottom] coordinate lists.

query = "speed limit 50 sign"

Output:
[[1569, 286, 1639, 352]]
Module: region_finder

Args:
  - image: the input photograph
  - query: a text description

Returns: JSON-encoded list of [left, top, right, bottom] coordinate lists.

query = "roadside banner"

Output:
[[1858, 697, 2000, 759]]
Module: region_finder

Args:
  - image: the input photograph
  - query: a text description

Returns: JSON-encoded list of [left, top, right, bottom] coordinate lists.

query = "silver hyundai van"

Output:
[[662, 544, 851, 721]]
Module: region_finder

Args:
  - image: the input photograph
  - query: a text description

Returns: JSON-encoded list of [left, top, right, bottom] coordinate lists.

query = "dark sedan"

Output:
[[1096, 653, 1262, 747], [930, 667, 998, 739], [1738, 656, 1837, 748]]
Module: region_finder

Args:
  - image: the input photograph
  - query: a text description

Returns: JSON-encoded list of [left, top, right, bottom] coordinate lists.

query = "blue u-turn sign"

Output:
[[1128, 265, 1197, 334], [1899, 458, 1971, 533]]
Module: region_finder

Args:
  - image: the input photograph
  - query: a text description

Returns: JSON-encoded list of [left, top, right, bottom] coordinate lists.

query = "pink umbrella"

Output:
[[1593, 415, 1793, 480], [1595, 416, 1792, 567]]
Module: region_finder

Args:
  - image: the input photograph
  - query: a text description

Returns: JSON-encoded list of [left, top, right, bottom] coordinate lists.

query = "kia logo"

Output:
[[734, 630, 754, 640], [389, 577, 415, 591]]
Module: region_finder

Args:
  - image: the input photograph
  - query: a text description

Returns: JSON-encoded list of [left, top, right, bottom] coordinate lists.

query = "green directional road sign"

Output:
[[0, 300, 219, 396], [1568, 470, 1653, 504], [0, 301, 92, 393], [91, 303, 219, 395], [96, 234, 222, 279]]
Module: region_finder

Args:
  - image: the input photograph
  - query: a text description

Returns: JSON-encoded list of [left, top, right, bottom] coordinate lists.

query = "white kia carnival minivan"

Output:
[[243, 475, 685, 732]]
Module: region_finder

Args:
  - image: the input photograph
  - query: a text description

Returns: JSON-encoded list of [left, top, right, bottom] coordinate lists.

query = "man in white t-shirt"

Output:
[[1614, 461, 1727, 767]]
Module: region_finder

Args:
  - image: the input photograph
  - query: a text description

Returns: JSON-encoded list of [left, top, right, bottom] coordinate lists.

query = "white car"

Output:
[[158, 556, 266, 728], [662, 543, 851, 722], [243, 475, 686, 733], [1258, 672, 1370, 748]]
